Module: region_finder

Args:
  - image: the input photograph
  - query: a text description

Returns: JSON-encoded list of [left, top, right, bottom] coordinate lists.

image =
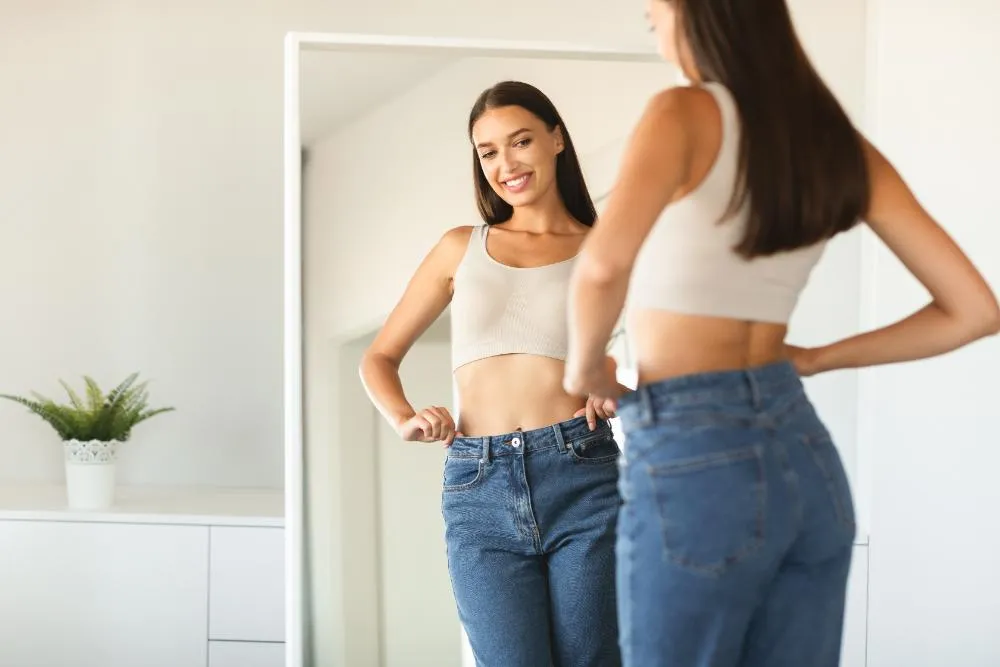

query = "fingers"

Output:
[[601, 397, 617, 418], [588, 396, 618, 423], [407, 415, 432, 441], [419, 406, 456, 444], [586, 398, 597, 431], [436, 407, 457, 443]]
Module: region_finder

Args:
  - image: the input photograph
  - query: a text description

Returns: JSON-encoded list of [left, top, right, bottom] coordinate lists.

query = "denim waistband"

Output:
[[619, 361, 804, 414], [449, 415, 612, 460]]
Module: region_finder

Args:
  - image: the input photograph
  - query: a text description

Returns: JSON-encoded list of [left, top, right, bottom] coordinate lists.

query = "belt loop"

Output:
[[745, 370, 762, 409], [639, 385, 654, 426], [553, 424, 567, 452], [481, 436, 491, 464]]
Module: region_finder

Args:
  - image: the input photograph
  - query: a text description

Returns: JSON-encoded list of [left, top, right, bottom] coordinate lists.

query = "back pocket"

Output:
[[646, 445, 766, 577]]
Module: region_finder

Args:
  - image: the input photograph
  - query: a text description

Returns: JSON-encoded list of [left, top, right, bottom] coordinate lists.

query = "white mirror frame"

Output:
[[283, 31, 659, 666]]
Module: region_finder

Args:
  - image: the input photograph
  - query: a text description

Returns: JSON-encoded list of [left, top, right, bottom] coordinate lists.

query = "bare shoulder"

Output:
[[630, 86, 705, 160], [364, 225, 476, 362], [644, 85, 710, 123], [439, 224, 475, 250], [432, 225, 476, 275]]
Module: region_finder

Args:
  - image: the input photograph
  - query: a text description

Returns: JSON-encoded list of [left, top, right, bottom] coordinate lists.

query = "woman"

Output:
[[563, 2, 1000, 667], [360, 80, 625, 667]]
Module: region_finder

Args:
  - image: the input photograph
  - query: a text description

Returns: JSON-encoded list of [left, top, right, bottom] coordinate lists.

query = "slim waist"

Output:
[[449, 416, 612, 459], [619, 361, 805, 414]]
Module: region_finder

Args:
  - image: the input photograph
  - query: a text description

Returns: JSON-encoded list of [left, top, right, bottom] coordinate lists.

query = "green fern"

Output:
[[0, 373, 175, 442]]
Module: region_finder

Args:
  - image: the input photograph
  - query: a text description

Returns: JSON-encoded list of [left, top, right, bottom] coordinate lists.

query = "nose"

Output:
[[499, 148, 518, 174]]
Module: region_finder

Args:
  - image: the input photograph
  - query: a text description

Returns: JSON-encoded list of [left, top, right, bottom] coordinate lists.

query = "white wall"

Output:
[[863, 1, 1000, 665], [0, 0, 651, 486], [0, 1, 304, 488]]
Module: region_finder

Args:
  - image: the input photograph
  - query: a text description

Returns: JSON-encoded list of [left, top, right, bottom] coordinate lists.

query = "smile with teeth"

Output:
[[502, 174, 531, 191]]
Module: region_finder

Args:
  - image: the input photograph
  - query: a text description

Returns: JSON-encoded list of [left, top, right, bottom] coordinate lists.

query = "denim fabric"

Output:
[[615, 362, 856, 667], [442, 416, 623, 667]]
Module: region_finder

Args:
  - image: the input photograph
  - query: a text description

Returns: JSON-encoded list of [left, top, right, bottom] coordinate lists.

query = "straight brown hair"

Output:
[[672, 0, 870, 257]]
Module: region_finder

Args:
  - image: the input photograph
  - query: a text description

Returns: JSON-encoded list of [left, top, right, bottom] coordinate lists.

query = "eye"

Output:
[[514, 138, 531, 148], [479, 150, 496, 160]]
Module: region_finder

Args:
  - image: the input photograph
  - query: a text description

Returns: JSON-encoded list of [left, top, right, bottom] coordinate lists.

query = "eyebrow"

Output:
[[475, 128, 531, 150]]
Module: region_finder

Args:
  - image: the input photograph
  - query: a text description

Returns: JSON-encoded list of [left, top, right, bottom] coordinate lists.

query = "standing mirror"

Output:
[[284, 33, 665, 667]]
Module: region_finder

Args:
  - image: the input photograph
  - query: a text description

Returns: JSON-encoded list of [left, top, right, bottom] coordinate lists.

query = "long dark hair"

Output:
[[673, 0, 870, 257], [467, 81, 597, 227]]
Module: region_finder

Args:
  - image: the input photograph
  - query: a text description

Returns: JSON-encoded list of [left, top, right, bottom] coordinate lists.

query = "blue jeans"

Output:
[[615, 362, 856, 667], [442, 416, 623, 667]]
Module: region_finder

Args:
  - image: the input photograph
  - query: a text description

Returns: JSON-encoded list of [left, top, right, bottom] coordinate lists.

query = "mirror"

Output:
[[286, 34, 667, 667]]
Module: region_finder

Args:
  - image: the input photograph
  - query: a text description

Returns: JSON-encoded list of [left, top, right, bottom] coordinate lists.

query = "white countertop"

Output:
[[0, 484, 284, 527]]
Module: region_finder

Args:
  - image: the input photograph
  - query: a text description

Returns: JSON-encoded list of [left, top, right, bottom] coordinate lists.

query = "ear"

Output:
[[553, 125, 565, 154]]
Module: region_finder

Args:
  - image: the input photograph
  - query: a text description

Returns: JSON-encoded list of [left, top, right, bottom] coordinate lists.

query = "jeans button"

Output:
[[511, 437, 521, 448]]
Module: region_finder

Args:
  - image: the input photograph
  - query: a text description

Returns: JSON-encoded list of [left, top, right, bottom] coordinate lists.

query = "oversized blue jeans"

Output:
[[615, 362, 856, 667], [442, 416, 622, 667]]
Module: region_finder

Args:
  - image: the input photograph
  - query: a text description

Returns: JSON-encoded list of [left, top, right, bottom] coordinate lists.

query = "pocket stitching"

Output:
[[442, 458, 486, 492], [646, 445, 766, 577], [568, 434, 621, 465]]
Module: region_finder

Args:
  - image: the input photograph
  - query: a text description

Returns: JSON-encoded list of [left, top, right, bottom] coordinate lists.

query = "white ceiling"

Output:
[[299, 50, 457, 145]]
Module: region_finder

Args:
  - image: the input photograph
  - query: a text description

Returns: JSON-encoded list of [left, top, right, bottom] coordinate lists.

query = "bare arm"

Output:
[[803, 141, 1000, 375], [359, 226, 472, 442], [564, 89, 695, 395]]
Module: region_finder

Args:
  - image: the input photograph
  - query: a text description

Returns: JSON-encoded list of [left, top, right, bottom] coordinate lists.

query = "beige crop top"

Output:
[[627, 82, 826, 324], [450, 224, 576, 371]]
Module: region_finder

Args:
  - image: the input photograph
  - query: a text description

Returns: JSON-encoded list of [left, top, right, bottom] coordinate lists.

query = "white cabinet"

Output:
[[208, 641, 285, 667], [209, 526, 285, 642], [0, 485, 285, 667], [0, 521, 209, 667]]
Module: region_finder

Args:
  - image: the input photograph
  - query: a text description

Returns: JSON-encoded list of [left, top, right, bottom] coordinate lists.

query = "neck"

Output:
[[507, 188, 576, 233]]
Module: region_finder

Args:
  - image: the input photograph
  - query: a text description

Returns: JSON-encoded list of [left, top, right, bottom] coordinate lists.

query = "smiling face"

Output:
[[470, 104, 565, 210]]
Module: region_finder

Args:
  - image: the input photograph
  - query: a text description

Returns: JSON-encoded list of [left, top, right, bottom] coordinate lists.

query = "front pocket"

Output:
[[442, 456, 486, 492], [646, 445, 766, 577], [568, 433, 621, 465]]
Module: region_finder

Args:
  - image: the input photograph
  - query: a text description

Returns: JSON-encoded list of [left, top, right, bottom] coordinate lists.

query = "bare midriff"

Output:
[[454, 354, 586, 436]]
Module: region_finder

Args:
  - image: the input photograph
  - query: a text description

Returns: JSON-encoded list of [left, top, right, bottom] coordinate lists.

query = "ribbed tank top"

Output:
[[627, 82, 827, 324], [450, 225, 577, 372]]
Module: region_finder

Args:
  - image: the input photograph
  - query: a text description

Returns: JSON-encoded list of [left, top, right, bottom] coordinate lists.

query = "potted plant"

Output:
[[0, 372, 174, 510]]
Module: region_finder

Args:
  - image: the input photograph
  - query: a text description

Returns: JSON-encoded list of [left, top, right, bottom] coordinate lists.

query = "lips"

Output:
[[501, 173, 532, 193]]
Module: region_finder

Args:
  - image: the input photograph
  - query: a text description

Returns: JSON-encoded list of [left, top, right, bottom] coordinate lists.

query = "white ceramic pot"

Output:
[[63, 439, 120, 510]]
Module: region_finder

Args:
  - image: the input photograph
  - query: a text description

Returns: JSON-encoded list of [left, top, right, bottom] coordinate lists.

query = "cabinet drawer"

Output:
[[209, 526, 284, 642], [208, 641, 284, 667]]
